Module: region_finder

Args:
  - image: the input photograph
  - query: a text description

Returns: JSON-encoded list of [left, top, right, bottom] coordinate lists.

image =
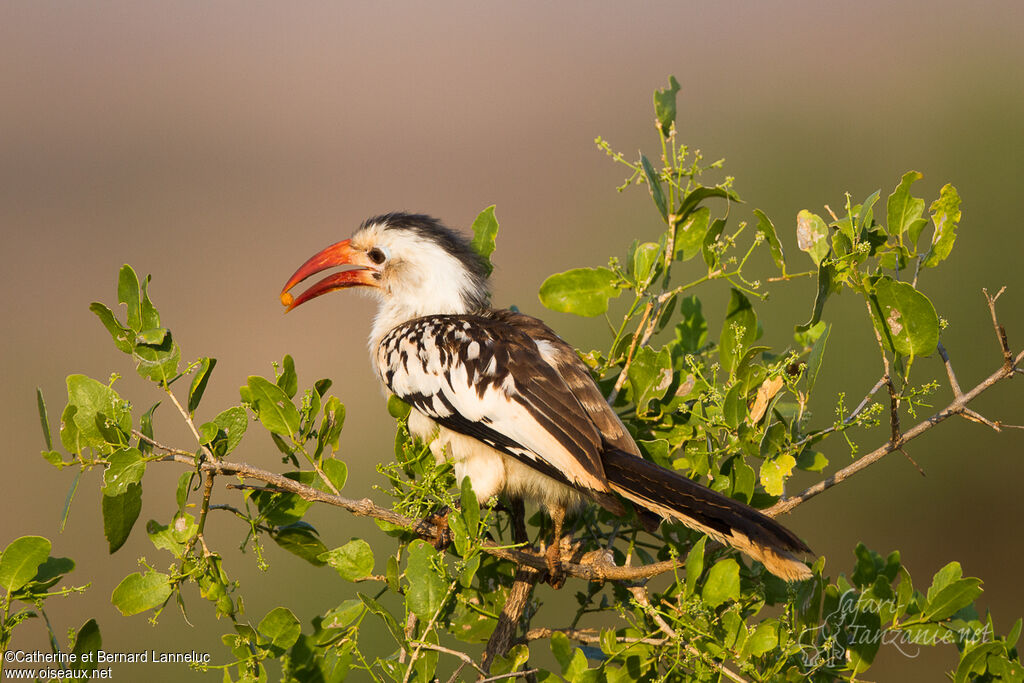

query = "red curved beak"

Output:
[[280, 239, 378, 312]]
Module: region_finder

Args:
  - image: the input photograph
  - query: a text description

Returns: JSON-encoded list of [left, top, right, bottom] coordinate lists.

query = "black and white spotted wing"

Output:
[[375, 311, 613, 495]]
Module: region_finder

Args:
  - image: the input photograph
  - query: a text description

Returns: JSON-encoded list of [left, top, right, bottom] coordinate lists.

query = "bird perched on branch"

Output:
[[281, 212, 812, 583]]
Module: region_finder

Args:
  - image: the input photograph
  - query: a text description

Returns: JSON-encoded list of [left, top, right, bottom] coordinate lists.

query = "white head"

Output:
[[280, 213, 491, 346]]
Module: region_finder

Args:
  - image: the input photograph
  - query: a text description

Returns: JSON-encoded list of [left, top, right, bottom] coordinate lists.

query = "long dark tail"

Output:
[[601, 448, 813, 581]]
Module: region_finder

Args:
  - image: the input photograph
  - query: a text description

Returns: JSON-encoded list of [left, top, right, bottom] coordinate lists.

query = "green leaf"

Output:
[[386, 394, 410, 419], [459, 477, 480, 542], [745, 621, 778, 657], [272, 523, 328, 566], [673, 207, 711, 262], [869, 276, 939, 358], [320, 539, 374, 581], [719, 289, 757, 375], [36, 388, 53, 451], [702, 218, 726, 269], [65, 374, 131, 451], [359, 593, 404, 645], [857, 189, 882, 232], [924, 562, 983, 620], [111, 570, 172, 616], [0, 536, 52, 592], [627, 346, 673, 414], [133, 328, 180, 385], [676, 295, 707, 352], [276, 354, 298, 399], [723, 383, 745, 430], [759, 453, 796, 497], [702, 558, 740, 608], [405, 540, 448, 619], [206, 406, 248, 456], [147, 515, 197, 559], [259, 606, 302, 651], [459, 553, 481, 588], [796, 261, 833, 332], [954, 642, 1005, 683], [102, 447, 146, 496], [470, 205, 499, 276], [923, 577, 982, 621], [248, 472, 314, 525], [922, 184, 961, 268], [805, 323, 830, 394], [678, 186, 738, 222], [887, 170, 927, 242], [539, 267, 622, 317], [316, 397, 346, 460], [753, 209, 786, 272], [490, 644, 529, 678], [188, 357, 217, 413], [653, 75, 680, 137], [684, 536, 707, 598], [640, 155, 668, 221], [551, 630, 574, 672], [630, 241, 661, 287], [117, 265, 143, 332], [322, 599, 365, 630], [89, 302, 133, 353], [138, 401, 159, 455], [103, 482, 142, 553], [60, 470, 81, 532], [846, 608, 882, 673], [135, 327, 167, 345], [796, 210, 829, 266], [138, 272, 161, 330], [247, 376, 301, 437], [321, 459, 347, 492], [71, 619, 102, 672]]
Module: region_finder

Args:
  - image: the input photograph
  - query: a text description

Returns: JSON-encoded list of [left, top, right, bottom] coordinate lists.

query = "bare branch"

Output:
[[481, 566, 541, 673], [520, 626, 666, 647], [984, 287, 1013, 366], [768, 344, 1024, 517], [937, 341, 963, 399]]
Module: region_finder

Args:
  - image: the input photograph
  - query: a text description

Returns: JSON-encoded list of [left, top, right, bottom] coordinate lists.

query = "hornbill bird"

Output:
[[281, 212, 813, 583]]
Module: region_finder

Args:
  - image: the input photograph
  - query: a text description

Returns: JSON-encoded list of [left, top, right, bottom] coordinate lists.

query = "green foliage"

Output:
[[4, 77, 1020, 683]]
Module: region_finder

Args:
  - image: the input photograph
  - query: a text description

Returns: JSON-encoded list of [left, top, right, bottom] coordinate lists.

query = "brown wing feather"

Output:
[[489, 310, 639, 455]]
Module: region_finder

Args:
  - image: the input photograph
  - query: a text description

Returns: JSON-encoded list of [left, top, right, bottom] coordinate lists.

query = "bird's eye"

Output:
[[367, 246, 389, 265]]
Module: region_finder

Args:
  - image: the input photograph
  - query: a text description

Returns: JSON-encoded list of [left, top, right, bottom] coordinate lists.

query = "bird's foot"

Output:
[[544, 539, 567, 589], [420, 507, 452, 550]]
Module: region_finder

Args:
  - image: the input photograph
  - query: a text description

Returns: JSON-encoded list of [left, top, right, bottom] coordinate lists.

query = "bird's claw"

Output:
[[421, 507, 452, 550], [545, 540, 566, 589]]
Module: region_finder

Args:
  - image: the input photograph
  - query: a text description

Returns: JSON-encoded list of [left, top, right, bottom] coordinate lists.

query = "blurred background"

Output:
[[2, 1, 1022, 679]]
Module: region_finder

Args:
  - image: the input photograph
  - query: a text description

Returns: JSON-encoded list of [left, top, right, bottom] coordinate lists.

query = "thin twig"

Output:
[[165, 386, 214, 461], [937, 341, 963, 399], [984, 287, 1013, 367], [628, 585, 749, 683], [405, 640, 484, 676], [609, 300, 656, 402], [769, 345, 1024, 517], [478, 670, 539, 682], [520, 626, 666, 647], [399, 613, 419, 664], [961, 408, 1003, 431]]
